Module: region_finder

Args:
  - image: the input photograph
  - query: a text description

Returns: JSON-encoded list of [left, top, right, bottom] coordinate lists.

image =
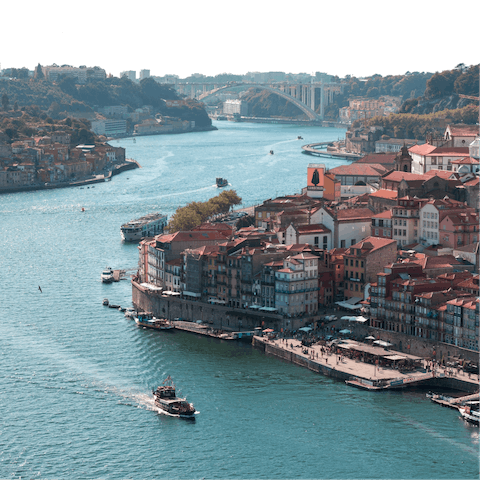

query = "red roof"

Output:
[[409, 144, 437, 155], [451, 156, 479, 165], [329, 163, 389, 176], [372, 210, 393, 219], [369, 189, 398, 199], [382, 171, 426, 182], [335, 208, 375, 221], [295, 224, 331, 234], [347, 236, 396, 253]]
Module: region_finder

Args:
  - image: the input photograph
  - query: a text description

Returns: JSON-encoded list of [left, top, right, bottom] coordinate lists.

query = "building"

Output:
[[314, 206, 374, 249], [343, 236, 397, 300], [444, 124, 479, 148], [223, 100, 248, 116], [284, 223, 332, 250], [371, 210, 393, 239], [91, 119, 127, 137], [439, 211, 479, 248], [139, 69, 150, 80], [391, 196, 425, 247], [409, 144, 470, 174], [375, 138, 421, 154], [444, 297, 479, 350], [275, 253, 319, 316], [42, 65, 106, 83], [121, 70, 136, 82]]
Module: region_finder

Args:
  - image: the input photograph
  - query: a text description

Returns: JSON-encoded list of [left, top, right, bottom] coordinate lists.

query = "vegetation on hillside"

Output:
[[241, 88, 304, 118], [0, 107, 96, 145], [167, 190, 242, 233], [0, 74, 212, 128]]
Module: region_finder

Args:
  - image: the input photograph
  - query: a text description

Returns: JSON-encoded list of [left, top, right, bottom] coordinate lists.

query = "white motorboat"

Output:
[[101, 267, 114, 283], [124, 307, 136, 318], [458, 401, 479, 426]]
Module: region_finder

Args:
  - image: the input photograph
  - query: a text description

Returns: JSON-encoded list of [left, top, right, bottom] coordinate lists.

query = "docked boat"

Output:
[[121, 213, 167, 242], [101, 267, 114, 283], [135, 312, 174, 330], [124, 307, 136, 318], [216, 177, 228, 188], [297, 136, 303, 140], [269, 150, 274, 155], [102, 298, 109, 306], [153, 376, 196, 419], [458, 401, 479, 426]]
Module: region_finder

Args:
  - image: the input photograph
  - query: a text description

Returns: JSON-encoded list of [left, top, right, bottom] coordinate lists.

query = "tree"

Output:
[[2, 93, 9, 111], [34, 64, 45, 81]]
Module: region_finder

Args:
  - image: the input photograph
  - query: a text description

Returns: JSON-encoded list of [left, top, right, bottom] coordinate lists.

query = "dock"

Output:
[[171, 320, 255, 342], [253, 336, 479, 392]]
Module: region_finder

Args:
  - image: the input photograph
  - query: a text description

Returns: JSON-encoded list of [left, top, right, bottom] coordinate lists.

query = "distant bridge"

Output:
[[174, 81, 344, 121]]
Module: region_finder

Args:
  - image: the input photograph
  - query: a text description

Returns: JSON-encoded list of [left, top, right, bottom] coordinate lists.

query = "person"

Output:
[[38, 285, 42, 293]]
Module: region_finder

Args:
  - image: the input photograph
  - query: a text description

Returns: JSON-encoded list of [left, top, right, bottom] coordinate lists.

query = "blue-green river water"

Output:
[[0, 121, 478, 479]]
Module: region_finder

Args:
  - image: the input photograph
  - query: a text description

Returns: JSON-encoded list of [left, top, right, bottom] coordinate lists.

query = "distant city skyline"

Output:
[[2, 0, 479, 80]]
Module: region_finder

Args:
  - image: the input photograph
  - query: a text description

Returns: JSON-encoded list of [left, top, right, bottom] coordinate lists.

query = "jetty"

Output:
[[172, 320, 255, 342], [253, 336, 479, 393], [301, 142, 362, 160]]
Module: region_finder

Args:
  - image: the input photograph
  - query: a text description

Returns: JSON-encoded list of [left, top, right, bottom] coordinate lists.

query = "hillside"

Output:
[[0, 76, 212, 128], [241, 88, 305, 118]]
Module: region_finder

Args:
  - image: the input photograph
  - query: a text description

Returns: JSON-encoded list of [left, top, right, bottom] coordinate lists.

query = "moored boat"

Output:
[[124, 307, 136, 318], [458, 401, 479, 426], [101, 267, 114, 283], [121, 213, 167, 242], [216, 177, 228, 188], [153, 376, 196, 419], [135, 312, 174, 330]]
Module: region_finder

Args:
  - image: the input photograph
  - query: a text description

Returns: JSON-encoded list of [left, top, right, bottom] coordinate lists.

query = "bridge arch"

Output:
[[198, 83, 321, 121]]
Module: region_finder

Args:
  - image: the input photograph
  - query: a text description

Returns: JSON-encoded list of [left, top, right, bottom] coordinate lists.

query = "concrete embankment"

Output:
[[253, 336, 479, 393]]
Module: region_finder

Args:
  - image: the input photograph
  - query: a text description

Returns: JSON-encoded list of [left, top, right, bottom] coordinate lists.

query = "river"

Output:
[[0, 121, 478, 479]]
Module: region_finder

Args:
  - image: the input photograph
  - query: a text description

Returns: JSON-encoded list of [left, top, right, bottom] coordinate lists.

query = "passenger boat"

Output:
[[216, 177, 228, 188], [458, 401, 479, 426], [153, 376, 196, 419], [135, 312, 174, 330], [121, 213, 167, 242], [101, 267, 114, 283]]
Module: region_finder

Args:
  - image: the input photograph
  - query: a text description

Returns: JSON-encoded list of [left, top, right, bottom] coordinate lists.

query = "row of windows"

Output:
[[423, 212, 438, 219], [344, 259, 364, 267]]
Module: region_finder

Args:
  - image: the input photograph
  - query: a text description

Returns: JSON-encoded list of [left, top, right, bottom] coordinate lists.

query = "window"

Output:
[[314, 236, 319, 246], [341, 240, 345, 248], [351, 239, 356, 246]]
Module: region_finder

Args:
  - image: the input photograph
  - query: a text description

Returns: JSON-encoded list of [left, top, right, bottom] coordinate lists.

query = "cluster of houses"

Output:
[[136, 123, 479, 351], [0, 133, 126, 188]]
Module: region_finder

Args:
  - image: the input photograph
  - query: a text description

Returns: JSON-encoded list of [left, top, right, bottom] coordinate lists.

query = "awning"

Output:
[[373, 340, 393, 347], [183, 291, 201, 297], [140, 283, 163, 291], [259, 307, 278, 312], [339, 329, 352, 334], [263, 328, 274, 333], [299, 327, 312, 332], [335, 301, 362, 310], [385, 355, 407, 361], [249, 305, 261, 309], [365, 335, 376, 340], [351, 316, 368, 323]]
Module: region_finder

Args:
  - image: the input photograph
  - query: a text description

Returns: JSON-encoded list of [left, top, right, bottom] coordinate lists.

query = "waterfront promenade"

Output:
[[254, 335, 480, 392]]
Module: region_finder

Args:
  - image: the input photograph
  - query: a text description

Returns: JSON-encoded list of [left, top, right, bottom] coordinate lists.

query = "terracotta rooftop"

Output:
[[372, 210, 393, 219], [355, 153, 397, 165], [347, 236, 396, 254], [335, 208, 375, 221], [369, 189, 398, 199], [294, 223, 331, 234], [329, 163, 389, 177], [448, 124, 479, 137], [451, 156, 479, 164], [382, 171, 427, 183]]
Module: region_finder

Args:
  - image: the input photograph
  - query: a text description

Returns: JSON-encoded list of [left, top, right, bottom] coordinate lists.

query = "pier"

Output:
[[301, 142, 362, 160], [253, 336, 479, 393]]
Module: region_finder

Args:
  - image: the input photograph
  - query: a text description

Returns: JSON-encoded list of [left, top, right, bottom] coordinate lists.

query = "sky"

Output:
[[3, 0, 479, 79]]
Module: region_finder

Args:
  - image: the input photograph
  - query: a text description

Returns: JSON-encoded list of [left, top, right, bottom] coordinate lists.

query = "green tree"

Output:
[[2, 93, 10, 111]]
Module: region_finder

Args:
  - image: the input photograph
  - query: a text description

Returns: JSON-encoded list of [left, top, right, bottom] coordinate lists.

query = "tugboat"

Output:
[[216, 177, 228, 188], [135, 312, 174, 330], [153, 376, 196, 419]]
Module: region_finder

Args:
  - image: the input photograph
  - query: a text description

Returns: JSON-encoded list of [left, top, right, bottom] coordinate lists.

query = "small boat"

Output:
[[153, 376, 196, 419], [124, 307, 136, 318], [135, 312, 174, 330], [102, 298, 109, 306], [458, 401, 479, 426], [216, 177, 228, 188], [297, 136, 303, 140], [101, 267, 114, 283], [269, 150, 274, 155]]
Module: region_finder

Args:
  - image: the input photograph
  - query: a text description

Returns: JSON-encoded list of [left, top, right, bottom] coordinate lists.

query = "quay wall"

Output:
[[132, 281, 285, 331], [260, 340, 349, 382]]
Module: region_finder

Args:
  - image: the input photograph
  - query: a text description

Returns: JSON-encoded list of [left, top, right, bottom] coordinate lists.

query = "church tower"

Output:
[[395, 144, 413, 172]]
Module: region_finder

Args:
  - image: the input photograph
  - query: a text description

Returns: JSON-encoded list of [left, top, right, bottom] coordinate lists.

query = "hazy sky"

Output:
[[3, 0, 479, 79]]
